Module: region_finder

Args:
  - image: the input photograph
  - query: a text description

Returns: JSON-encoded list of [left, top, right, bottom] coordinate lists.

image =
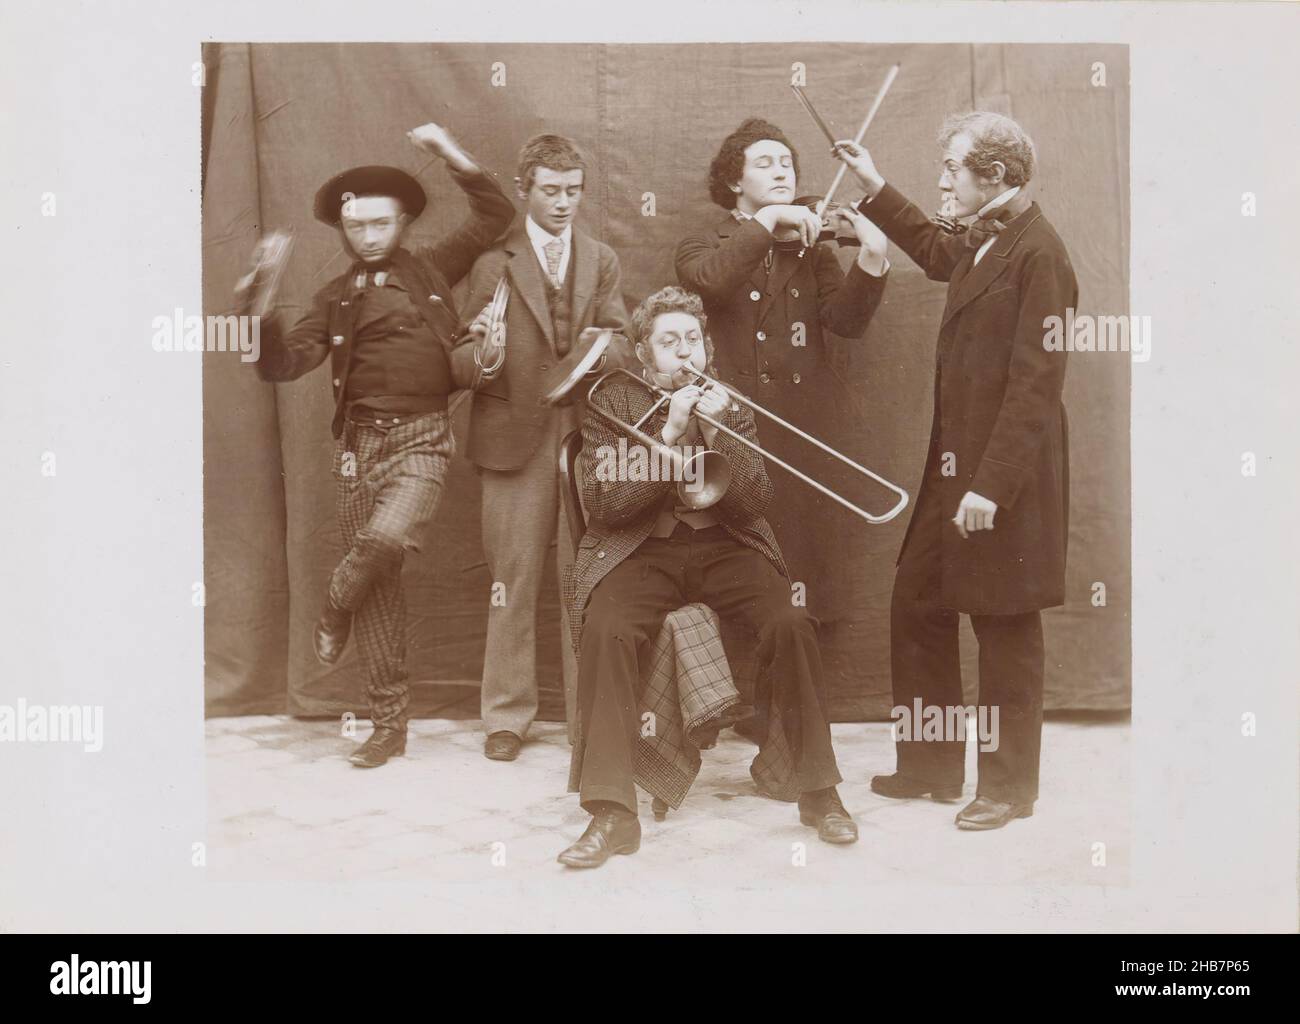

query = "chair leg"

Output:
[[652, 797, 669, 821]]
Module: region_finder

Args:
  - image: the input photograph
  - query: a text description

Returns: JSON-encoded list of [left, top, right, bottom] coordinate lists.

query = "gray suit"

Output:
[[452, 222, 629, 738]]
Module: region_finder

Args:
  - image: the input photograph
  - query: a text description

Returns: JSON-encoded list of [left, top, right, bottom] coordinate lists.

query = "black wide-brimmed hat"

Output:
[[313, 165, 427, 226]]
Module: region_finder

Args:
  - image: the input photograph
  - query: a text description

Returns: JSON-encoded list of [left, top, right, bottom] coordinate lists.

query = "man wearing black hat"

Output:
[[249, 122, 515, 768]]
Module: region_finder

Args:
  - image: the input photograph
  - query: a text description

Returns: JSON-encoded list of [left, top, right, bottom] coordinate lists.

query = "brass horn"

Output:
[[556, 354, 908, 524], [581, 367, 732, 510], [677, 368, 909, 524]]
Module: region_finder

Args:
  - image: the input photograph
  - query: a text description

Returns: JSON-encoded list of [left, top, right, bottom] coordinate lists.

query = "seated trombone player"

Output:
[[557, 286, 858, 869]]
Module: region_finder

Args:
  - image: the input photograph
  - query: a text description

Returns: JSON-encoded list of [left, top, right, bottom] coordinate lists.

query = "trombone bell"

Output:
[[581, 368, 734, 511], [678, 448, 731, 509]]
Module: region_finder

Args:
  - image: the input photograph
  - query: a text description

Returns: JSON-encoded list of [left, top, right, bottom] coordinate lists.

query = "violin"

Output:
[[793, 194, 862, 247]]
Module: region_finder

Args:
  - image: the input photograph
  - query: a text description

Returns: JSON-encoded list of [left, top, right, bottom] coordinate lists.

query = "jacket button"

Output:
[[790, 288, 799, 298], [332, 335, 344, 346], [750, 290, 761, 301], [341, 300, 350, 307], [540, 363, 550, 371], [755, 331, 766, 342], [759, 372, 771, 384], [333, 378, 341, 387], [792, 372, 802, 384], [596, 550, 606, 559]]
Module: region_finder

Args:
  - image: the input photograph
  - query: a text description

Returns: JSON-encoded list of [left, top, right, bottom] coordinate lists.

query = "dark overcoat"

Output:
[[674, 213, 886, 615], [859, 184, 1075, 614]]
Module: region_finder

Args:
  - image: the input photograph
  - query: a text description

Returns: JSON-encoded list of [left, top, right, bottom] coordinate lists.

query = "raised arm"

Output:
[[830, 138, 966, 283], [813, 248, 887, 340], [855, 183, 966, 284], [674, 217, 774, 300], [254, 284, 332, 383], [407, 122, 515, 288]]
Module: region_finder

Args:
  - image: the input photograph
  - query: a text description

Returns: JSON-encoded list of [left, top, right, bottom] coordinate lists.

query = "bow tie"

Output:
[[930, 212, 1011, 248], [354, 265, 392, 288], [963, 216, 1006, 249]]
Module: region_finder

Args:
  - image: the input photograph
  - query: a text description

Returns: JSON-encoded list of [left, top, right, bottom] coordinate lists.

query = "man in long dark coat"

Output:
[[833, 111, 1076, 830]]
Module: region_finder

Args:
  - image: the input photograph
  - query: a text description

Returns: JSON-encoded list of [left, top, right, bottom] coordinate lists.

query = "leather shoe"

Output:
[[870, 772, 963, 802], [348, 725, 407, 768], [955, 795, 1034, 830], [557, 807, 641, 868], [484, 731, 522, 761], [798, 787, 859, 844], [314, 601, 353, 665]]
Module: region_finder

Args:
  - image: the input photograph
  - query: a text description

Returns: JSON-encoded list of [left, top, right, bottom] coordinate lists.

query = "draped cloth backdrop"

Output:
[[202, 43, 1130, 721]]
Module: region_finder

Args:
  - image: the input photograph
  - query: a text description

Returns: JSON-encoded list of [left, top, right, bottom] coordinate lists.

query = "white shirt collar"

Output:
[[972, 186, 1024, 265], [525, 214, 572, 284], [976, 185, 1021, 221]]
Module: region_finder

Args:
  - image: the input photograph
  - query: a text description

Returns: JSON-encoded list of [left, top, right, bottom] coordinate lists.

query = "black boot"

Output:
[[557, 804, 641, 868], [314, 600, 353, 665], [870, 772, 963, 802], [798, 786, 859, 844]]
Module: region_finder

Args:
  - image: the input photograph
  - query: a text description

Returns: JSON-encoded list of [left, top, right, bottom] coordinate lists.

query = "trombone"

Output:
[[581, 365, 909, 525], [582, 367, 731, 510]]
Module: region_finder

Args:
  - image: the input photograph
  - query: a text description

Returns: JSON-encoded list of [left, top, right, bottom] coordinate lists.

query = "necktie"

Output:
[[543, 238, 564, 287]]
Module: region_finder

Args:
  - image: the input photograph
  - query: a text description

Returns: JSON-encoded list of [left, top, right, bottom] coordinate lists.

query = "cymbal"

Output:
[[540, 329, 613, 406], [235, 231, 294, 318]]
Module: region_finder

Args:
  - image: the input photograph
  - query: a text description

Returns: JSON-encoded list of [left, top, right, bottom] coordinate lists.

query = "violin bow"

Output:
[[815, 63, 900, 220], [790, 84, 840, 148]]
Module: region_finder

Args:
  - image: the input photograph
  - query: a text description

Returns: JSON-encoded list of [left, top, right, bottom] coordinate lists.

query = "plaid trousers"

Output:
[[329, 410, 453, 729]]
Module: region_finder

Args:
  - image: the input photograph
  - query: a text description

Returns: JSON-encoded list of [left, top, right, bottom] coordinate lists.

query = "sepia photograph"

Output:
[[201, 40, 1131, 883]]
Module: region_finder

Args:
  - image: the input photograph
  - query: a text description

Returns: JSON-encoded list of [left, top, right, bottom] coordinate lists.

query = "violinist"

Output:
[[674, 117, 890, 733]]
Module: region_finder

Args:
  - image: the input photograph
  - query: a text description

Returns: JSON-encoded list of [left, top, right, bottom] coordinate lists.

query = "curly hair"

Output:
[[628, 286, 715, 370], [938, 111, 1036, 187], [707, 117, 801, 209], [515, 133, 587, 192]]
